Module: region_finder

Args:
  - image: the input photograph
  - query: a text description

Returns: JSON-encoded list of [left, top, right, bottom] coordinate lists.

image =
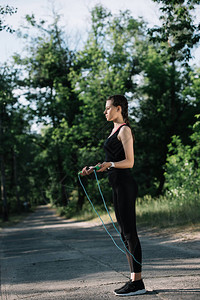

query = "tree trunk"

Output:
[[170, 58, 176, 122], [49, 86, 68, 206], [156, 170, 165, 196], [77, 181, 85, 210], [56, 145, 69, 206], [0, 113, 9, 221], [13, 149, 21, 212], [156, 57, 176, 195], [0, 154, 8, 221]]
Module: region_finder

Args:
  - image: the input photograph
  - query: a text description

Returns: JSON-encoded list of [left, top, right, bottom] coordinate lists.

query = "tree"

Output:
[[164, 114, 200, 200], [0, 65, 30, 220], [149, 0, 200, 64], [0, 66, 17, 221], [0, 5, 17, 33], [132, 0, 200, 195], [14, 12, 79, 206], [69, 5, 146, 207]]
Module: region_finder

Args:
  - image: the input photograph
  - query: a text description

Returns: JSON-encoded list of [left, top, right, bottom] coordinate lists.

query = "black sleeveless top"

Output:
[[104, 124, 131, 174], [104, 124, 126, 162]]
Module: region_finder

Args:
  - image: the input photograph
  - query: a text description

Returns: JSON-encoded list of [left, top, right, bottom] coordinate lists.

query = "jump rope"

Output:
[[78, 165, 142, 266]]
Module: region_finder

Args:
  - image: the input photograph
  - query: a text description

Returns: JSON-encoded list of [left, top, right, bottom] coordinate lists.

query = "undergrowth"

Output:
[[56, 190, 200, 228], [136, 192, 200, 228]]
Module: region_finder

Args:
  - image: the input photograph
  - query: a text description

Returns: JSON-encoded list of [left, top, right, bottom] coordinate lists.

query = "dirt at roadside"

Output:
[[138, 224, 200, 254]]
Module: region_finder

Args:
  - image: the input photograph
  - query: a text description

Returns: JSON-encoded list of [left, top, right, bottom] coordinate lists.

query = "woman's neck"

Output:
[[113, 120, 125, 128]]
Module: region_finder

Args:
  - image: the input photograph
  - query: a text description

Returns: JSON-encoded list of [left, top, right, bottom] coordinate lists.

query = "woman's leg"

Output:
[[111, 174, 146, 295], [115, 176, 142, 276], [112, 185, 141, 274], [121, 231, 142, 276]]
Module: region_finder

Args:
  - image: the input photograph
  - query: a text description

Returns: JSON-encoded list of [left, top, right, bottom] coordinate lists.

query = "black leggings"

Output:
[[108, 170, 142, 273]]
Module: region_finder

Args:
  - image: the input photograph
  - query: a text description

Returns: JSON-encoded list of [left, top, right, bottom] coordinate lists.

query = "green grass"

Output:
[[56, 191, 200, 229], [136, 193, 200, 228], [56, 200, 108, 221]]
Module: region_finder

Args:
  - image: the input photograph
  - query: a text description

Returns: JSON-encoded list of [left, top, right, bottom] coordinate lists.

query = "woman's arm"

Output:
[[97, 126, 134, 172]]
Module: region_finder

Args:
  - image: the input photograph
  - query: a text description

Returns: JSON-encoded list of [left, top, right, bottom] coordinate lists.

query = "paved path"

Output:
[[0, 206, 200, 300]]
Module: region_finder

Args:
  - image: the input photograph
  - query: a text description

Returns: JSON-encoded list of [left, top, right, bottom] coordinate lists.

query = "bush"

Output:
[[136, 191, 200, 227]]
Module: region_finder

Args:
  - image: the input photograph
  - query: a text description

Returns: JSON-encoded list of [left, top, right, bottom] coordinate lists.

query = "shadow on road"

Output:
[[1, 206, 200, 300]]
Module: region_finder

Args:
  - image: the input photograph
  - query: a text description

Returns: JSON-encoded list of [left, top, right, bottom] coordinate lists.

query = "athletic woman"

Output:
[[81, 95, 146, 296]]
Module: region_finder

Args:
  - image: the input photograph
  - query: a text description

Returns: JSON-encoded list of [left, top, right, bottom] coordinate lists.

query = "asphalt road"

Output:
[[0, 206, 200, 300]]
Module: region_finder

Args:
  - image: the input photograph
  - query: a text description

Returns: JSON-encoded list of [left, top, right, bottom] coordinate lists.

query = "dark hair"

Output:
[[107, 94, 131, 128], [107, 94, 135, 142]]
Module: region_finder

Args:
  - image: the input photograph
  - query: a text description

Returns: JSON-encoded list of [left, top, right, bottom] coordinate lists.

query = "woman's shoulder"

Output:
[[118, 125, 132, 141], [119, 124, 132, 134]]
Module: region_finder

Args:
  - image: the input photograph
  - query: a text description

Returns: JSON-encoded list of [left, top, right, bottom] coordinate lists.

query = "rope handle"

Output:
[[78, 165, 101, 176]]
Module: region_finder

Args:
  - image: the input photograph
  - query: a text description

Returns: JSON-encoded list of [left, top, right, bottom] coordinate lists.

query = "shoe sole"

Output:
[[114, 289, 147, 296]]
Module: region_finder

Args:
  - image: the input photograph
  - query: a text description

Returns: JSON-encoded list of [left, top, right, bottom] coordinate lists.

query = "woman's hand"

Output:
[[96, 162, 111, 172], [81, 166, 94, 176], [80, 163, 101, 176]]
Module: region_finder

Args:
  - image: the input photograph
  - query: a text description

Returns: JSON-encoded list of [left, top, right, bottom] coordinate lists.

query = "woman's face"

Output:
[[104, 100, 119, 121]]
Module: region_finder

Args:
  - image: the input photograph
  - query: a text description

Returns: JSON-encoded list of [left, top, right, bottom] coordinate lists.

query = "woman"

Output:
[[81, 95, 146, 296]]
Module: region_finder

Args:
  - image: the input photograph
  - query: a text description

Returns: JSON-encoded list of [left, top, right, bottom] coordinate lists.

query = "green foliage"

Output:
[[165, 114, 200, 194], [1, 3, 200, 226], [15, 13, 77, 127], [150, 0, 200, 63], [132, 44, 198, 195], [0, 5, 17, 33], [0, 65, 45, 219], [132, 0, 200, 195], [182, 67, 200, 104], [70, 4, 145, 172], [13, 13, 80, 206], [56, 184, 112, 221]]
